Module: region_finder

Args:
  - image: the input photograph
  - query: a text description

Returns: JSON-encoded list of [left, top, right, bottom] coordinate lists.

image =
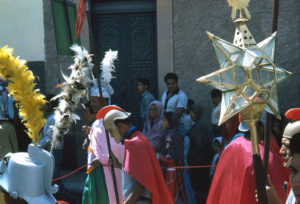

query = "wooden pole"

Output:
[[263, 0, 280, 182], [86, 1, 119, 203]]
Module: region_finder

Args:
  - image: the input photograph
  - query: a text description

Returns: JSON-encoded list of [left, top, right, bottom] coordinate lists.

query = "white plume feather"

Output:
[[51, 44, 94, 151], [100, 50, 118, 84]]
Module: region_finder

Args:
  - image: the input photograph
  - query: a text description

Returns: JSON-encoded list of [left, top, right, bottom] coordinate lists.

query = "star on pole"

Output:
[[197, 22, 291, 125]]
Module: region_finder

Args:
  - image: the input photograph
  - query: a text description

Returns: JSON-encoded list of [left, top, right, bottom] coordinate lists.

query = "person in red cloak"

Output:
[[206, 119, 290, 204], [100, 106, 173, 204]]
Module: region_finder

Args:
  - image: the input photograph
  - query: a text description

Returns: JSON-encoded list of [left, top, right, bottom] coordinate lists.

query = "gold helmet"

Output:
[[103, 109, 131, 143]]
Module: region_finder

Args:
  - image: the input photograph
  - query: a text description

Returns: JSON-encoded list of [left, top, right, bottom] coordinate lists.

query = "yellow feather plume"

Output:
[[0, 46, 46, 144]]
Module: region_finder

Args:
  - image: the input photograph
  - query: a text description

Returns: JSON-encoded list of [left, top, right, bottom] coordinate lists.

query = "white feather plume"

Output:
[[51, 44, 94, 151], [100, 50, 118, 84]]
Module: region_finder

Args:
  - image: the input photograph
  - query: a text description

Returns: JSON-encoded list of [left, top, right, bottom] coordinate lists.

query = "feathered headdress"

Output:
[[90, 50, 118, 99], [100, 50, 118, 96], [51, 44, 94, 151], [0, 46, 46, 144]]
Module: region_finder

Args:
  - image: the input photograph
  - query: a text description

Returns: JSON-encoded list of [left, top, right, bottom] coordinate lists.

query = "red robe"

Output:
[[124, 131, 173, 204], [207, 136, 289, 204]]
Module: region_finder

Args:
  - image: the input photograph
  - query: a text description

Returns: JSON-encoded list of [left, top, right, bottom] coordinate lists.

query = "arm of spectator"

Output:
[[176, 107, 185, 118], [82, 138, 89, 150], [92, 126, 112, 165], [82, 125, 91, 136], [124, 182, 145, 204], [176, 92, 188, 118]]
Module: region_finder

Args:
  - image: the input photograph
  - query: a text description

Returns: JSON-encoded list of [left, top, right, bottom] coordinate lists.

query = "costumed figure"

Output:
[[282, 109, 300, 204], [82, 50, 124, 204], [196, 0, 291, 203], [0, 46, 58, 203], [102, 108, 173, 204], [259, 108, 300, 204], [207, 116, 289, 203]]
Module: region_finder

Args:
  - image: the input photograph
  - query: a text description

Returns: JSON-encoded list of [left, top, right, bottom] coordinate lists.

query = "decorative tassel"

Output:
[[0, 46, 46, 144], [51, 44, 94, 151]]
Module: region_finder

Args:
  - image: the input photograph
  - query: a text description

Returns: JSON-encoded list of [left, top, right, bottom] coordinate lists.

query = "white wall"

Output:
[[0, 0, 45, 61]]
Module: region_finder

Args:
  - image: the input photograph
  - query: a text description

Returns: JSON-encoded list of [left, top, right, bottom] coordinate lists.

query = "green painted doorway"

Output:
[[92, 0, 157, 128]]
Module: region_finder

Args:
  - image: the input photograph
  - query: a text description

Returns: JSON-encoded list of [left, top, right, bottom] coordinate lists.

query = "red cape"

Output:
[[207, 136, 289, 204], [124, 131, 173, 204]]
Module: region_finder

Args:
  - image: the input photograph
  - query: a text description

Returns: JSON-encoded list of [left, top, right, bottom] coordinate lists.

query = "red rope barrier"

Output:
[[163, 165, 216, 169], [52, 164, 216, 182], [52, 164, 87, 182]]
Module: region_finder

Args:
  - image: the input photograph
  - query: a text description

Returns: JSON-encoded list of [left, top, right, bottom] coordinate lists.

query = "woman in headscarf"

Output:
[[146, 100, 163, 151]]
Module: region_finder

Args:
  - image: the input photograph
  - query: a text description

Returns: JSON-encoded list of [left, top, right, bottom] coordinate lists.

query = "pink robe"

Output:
[[89, 119, 124, 204]]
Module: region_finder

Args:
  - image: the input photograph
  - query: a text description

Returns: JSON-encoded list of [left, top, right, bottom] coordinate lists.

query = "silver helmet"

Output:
[[0, 144, 58, 204]]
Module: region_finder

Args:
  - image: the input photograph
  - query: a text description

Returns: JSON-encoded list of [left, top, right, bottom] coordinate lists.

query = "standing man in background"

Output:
[[137, 78, 155, 133], [161, 73, 188, 136]]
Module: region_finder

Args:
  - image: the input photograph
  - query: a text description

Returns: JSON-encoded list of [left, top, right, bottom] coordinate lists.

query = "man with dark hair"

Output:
[[102, 108, 173, 204], [287, 133, 300, 203], [137, 78, 155, 133], [161, 72, 188, 135], [256, 108, 300, 204]]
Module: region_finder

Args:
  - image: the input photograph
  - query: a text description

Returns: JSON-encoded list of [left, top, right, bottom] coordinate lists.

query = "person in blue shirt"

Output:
[[137, 78, 155, 133]]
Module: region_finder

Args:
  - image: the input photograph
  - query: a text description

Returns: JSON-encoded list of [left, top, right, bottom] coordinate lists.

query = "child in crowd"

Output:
[[210, 137, 222, 178], [146, 100, 163, 152], [159, 111, 185, 202], [182, 99, 195, 166]]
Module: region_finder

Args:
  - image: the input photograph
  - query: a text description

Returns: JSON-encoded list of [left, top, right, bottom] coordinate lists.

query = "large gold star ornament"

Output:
[[197, 20, 291, 125]]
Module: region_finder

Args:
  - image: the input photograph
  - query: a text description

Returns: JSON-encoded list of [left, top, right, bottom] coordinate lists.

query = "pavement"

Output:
[[59, 169, 86, 192], [53, 169, 86, 203]]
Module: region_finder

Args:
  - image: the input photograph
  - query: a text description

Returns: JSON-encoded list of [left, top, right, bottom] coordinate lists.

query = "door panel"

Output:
[[92, 5, 157, 128]]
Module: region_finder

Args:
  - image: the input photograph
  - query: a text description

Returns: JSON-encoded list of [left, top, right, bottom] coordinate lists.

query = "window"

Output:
[[52, 0, 80, 55]]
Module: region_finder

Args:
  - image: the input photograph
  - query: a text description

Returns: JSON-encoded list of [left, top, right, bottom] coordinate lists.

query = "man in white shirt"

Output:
[[161, 73, 188, 135]]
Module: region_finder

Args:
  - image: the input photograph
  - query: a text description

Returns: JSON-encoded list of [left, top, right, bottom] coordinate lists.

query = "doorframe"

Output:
[[92, 1, 155, 14], [91, 0, 174, 99], [156, 0, 173, 98]]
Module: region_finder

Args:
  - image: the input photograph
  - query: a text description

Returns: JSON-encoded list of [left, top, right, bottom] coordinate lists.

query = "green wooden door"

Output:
[[92, 0, 157, 128]]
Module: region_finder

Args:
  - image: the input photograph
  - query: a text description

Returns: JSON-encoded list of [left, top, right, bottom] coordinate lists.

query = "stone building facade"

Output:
[[172, 0, 300, 121]]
